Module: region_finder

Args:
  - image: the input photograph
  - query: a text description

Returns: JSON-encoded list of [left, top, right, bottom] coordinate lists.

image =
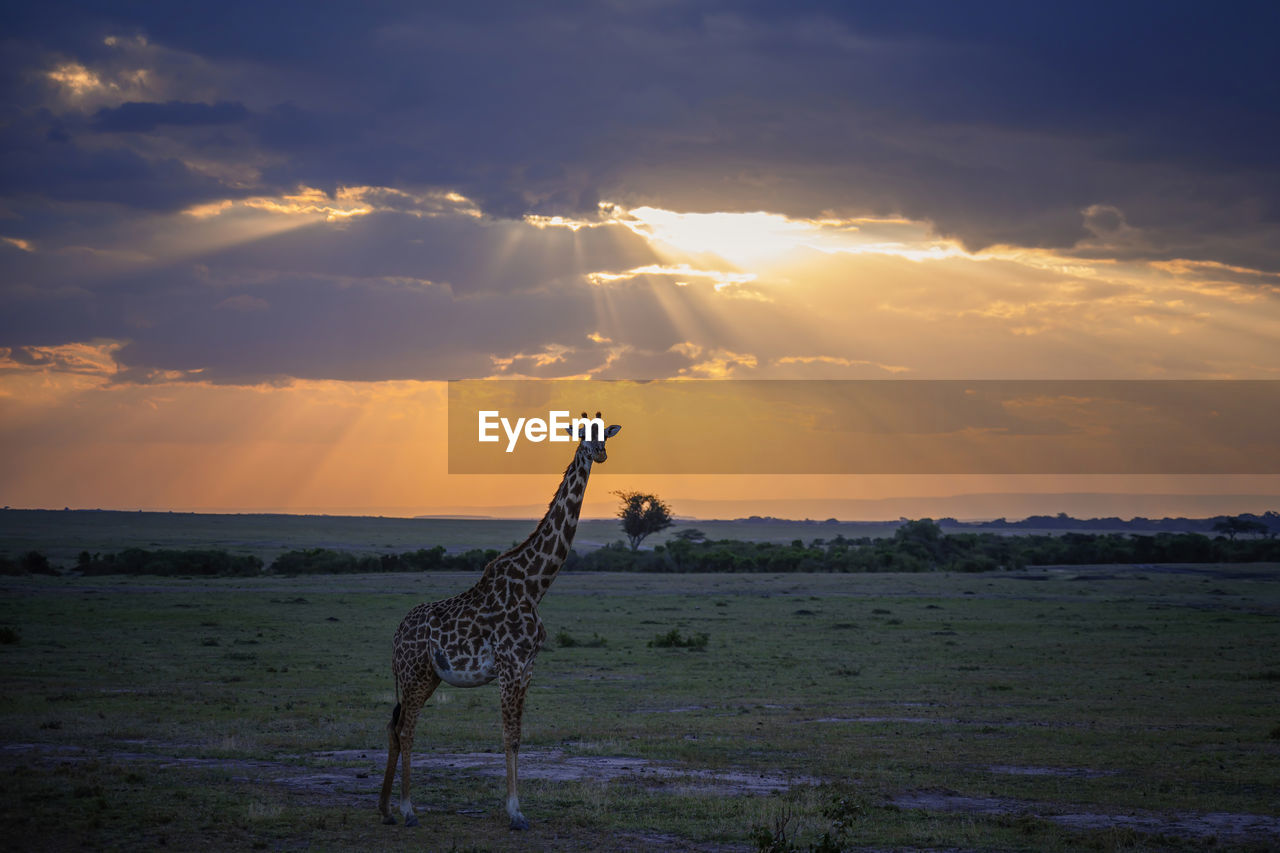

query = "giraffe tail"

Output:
[[387, 701, 402, 748]]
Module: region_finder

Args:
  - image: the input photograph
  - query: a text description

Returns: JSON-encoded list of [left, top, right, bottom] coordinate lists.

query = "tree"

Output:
[[1212, 516, 1268, 541], [21, 551, 54, 575], [893, 518, 944, 563], [614, 490, 674, 551], [1244, 519, 1270, 538]]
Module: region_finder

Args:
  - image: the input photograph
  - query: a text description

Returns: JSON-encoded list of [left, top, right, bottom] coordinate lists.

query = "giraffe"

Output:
[[378, 412, 621, 831]]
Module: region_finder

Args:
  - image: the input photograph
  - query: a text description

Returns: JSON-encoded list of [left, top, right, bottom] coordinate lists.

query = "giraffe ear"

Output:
[[604, 424, 621, 438]]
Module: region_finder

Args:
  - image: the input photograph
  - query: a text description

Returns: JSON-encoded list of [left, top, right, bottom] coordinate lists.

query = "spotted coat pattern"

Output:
[[378, 422, 615, 830]]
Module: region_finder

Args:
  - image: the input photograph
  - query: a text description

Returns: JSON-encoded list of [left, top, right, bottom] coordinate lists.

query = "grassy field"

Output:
[[2, 565, 1279, 851], [0, 510, 904, 565]]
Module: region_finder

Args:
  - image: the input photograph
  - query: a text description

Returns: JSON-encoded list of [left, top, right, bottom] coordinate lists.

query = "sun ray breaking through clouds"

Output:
[[3, 3, 1279, 516]]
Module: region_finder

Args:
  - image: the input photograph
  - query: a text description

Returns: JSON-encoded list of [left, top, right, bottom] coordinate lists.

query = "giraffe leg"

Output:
[[499, 663, 534, 830], [378, 701, 402, 824], [387, 674, 439, 828]]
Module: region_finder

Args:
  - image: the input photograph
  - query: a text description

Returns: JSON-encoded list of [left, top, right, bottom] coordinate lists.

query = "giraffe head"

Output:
[[566, 410, 621, 463]]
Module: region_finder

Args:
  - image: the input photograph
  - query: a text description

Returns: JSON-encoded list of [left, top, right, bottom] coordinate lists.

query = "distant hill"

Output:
[[721, 511, 1280, 536], [666, 493, 1280, 522], [943, 511, 1280, 534]]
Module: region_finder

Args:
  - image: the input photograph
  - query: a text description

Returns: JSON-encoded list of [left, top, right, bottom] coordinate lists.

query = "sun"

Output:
[[621, 206, 820, 268]]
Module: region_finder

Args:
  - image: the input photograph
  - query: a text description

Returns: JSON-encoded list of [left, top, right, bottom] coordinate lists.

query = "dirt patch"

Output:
[[5, 742, 374, 807], [813, 716, 944, 725], [4, 741, 811, 799], [808, 716, 1079, 730], [985, 764, 1118, 779], [637, 705, 709, 714], [614, 831, 751, 852], [893, 791, 1280, 844], [13, 741, 1274, 843], [324, 748, 815, 795]]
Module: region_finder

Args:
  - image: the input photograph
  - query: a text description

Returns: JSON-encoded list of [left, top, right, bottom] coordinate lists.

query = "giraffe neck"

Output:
[[492, 445, 593, 602]]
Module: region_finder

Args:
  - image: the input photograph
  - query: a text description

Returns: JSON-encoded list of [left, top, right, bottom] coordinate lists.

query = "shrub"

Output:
[[556, 630, 607, 648], [750, 795, 866, 853], [648, 629, 708, 650], [79, 548, 262, 577], [269, 546, 497, 575], [270, 548, 360, 575], [570, 523, 1280, 573], [22, 551, 57, 575]]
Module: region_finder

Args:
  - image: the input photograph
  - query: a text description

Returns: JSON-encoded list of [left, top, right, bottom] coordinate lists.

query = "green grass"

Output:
[[2, 568, 1279, 851]]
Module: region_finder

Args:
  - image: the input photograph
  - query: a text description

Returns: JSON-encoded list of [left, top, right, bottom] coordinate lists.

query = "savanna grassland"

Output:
[[3, 565, 1279, 852]]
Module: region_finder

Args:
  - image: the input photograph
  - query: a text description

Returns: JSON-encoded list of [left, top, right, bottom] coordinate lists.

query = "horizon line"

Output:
[[4, 495, 1278, 526]]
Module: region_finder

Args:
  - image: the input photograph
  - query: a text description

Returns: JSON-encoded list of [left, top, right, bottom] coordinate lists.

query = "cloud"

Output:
[[91, 99, 249, 132], [4, 191, 1278, 386], [3, 3, 1276, 272], [2, 4, 1279, 389], [215, 293, 268, 312], [1, 340, 122, 375], [0, 120, 244, 211], [2, 237, 35, 252]]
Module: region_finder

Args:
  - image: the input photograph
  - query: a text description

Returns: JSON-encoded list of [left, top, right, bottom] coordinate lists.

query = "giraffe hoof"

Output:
[[381, 814, 397, 825], [404, 814, 419, 828], [509, 815, 531, 831]]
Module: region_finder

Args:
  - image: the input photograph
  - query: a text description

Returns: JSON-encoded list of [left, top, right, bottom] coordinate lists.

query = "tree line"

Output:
[[53, 546, 503, 577], [4, 518, 1279, 577], [567, 519, 1280, 573], [948, 511, 1279, 536], [0, 546, 505, 577]]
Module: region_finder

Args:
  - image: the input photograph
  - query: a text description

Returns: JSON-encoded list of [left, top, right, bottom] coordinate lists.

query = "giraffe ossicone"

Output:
[[377, 411, 622, 831]]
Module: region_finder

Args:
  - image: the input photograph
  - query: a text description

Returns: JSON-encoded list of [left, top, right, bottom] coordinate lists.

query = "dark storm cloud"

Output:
[[92, 100, 249, 132], [1, 136, 234, 211], [6, 1, 1278, 252]]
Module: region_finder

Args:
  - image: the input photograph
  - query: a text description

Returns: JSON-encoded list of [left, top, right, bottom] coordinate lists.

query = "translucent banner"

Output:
[[447, 380, 1280, 475]]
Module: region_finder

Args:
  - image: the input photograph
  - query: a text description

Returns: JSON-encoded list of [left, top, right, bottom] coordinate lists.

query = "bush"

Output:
[[556, 629, 607, 648], [269, 546, 497, 575], [270, 548, 361, 574], [24, 551, 57, 575], [750, 795, 866, 853], [80, 548, 262, 577], [1, 551, 60, 576], [648, 629, 708, 650], [567, 522, 1280, 573]]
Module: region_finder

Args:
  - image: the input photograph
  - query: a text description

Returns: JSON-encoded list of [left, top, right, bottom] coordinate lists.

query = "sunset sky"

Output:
[[3, 3, 1279, 519]]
